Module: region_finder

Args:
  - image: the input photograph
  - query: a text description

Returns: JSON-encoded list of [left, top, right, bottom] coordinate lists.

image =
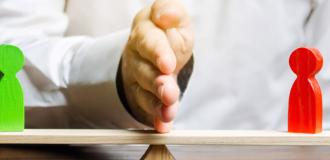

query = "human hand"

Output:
[[121, 0, 193, 133]]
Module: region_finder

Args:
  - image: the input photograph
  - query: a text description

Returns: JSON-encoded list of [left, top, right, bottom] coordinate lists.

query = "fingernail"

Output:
[[161, 103, 177, 122], [158, 82, 172, 104], [164, 82, 180, 106], [156, 6, 181, 29], [156, 7, 169, 20], [158, 84, 165, 100]]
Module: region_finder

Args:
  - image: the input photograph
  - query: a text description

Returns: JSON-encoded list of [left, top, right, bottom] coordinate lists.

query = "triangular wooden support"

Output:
[[140, 145, 175, 160]]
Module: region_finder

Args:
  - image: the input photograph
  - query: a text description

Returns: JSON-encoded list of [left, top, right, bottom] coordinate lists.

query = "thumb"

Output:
[[151, 0, 188, 29]]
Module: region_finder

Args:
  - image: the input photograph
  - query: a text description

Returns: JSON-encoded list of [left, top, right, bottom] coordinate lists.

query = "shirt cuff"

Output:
[[67, 30, 148, 129]]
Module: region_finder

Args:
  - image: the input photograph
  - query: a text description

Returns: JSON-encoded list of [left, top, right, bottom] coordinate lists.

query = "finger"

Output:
[[155, 75, 180, 106], [131, 53, 180, 105], [154, 117, 173, 133], [159, 101, 179, 123], [151, 0, 194, 73], [166, 27, 194, 73], [151, 0, 189, 29], [131, 52, 159, 95], [132, 80, 179, 124], [132, 83, 161, 118], [132, 21, 176, 74]]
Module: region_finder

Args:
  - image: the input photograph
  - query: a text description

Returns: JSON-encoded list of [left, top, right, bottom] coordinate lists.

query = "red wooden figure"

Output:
[[288, 47, 323, 134]]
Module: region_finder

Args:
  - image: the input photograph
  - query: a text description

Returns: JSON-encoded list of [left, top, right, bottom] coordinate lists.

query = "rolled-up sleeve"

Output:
[[0, 0, 146, 129]]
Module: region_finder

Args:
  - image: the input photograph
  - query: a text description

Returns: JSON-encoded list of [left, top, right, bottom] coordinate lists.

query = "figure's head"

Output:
[[289, 47, 323, 78], [0, 45, 24, 75]]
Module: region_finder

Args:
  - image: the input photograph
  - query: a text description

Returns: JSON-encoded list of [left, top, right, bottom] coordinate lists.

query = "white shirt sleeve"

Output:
[[0, 0, 147, 129], [305, 0, 330, 129]]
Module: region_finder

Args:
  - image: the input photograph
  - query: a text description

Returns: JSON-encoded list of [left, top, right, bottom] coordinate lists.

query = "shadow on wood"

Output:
[[141, 145, 175, 160]]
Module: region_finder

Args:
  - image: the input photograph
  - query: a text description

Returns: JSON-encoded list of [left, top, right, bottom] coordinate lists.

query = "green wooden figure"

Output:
[[0, 44, 24, 131]]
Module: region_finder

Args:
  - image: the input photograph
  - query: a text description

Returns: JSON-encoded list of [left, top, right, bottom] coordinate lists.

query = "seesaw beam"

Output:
[[0, 129, 330, 145]]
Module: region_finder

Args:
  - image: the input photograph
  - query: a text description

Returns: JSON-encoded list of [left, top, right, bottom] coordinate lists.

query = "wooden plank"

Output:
[[0, 129, 330, 145]]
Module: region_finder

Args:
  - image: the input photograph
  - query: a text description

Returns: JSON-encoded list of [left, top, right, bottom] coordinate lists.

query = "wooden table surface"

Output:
[[1, 144, 330, 160]]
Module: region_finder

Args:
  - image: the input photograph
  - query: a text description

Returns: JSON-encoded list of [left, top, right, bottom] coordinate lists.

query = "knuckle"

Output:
[[135, 63, 152, 83], [131, 25, 142, 42], [131, 83, 140, 95], [136, 62, 147, 75], [128, 33, 139, 50], [138, 36, 149, 52], [142, 30, 157, 49], [128, 32, 136, 44], [133, 27, 152, 53], [151, 96, 162, 108], [132, 8, 149, 27], [149, 34, 164, 56], [124, 51, 135, 69], [134, 24, 144, 35], [138, 30, 161, 58], [180, 29, 194, 54]]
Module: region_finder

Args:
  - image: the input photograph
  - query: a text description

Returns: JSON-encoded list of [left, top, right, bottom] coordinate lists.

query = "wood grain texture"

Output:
[[0, 129, 330, 145], [141, 145, 175, 160], [2, 145, 330, 160]]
